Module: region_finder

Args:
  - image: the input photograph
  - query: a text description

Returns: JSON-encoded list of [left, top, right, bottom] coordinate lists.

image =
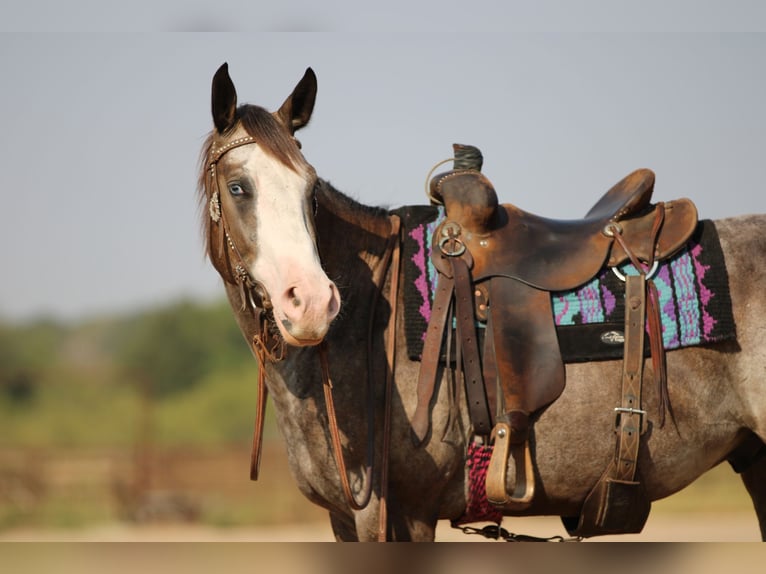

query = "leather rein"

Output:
[[206, 136, 401, 541]]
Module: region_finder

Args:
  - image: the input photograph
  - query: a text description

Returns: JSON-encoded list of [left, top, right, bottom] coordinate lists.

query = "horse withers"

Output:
[[198, 63, 766, 541]]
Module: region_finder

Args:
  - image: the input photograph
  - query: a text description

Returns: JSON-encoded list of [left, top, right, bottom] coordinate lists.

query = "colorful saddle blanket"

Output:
[[396, 206, 737, 363]]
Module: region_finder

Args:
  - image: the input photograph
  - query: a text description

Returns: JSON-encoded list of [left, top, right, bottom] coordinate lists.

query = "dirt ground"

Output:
[[3, 513, 764, 574], [0, 512, 759, 542]]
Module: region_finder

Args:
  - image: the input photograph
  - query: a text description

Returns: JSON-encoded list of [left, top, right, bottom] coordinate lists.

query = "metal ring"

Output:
[[611, 260, 660, 282], [602, 222, 623, 237], [439, 235, 466, 257]]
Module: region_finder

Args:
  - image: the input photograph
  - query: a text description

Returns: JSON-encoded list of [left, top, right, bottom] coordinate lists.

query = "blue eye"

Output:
[[228, 182, 245, 196]]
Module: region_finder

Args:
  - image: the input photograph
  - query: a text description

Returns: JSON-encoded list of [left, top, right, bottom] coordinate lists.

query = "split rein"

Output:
[[205, 136, 401, 541]]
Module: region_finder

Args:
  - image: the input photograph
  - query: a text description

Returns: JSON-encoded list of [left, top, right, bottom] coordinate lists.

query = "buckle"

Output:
[[614, 406, 647, 434]]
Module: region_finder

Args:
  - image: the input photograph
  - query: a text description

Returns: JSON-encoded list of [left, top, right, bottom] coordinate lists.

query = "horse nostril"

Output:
[[286, 287, 302, 308], [327, 284, 340, 318]]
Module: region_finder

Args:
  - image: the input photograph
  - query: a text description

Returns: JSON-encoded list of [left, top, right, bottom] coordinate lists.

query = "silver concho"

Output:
[[209, 191, 221, 223]]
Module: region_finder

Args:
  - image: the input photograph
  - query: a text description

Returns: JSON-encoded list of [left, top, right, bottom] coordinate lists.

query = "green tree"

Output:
[[0, 319, 64, 404], [116, 299, 252, 397]]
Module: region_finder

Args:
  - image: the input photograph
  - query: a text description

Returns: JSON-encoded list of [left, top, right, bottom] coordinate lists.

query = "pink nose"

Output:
[[277, 281, 341, 343]]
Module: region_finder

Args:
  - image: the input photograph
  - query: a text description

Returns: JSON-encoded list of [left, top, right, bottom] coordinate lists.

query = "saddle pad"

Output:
[[396, 206, 737, 363]]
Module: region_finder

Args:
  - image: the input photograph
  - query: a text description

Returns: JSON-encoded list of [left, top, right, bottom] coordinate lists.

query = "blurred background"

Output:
[[1, 3, 766, 545], [0, 298, 332, 536], [0, 295, 758, 541]]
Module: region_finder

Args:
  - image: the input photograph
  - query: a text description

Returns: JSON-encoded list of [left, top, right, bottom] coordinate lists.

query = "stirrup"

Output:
[[486, 422, 535, 510]]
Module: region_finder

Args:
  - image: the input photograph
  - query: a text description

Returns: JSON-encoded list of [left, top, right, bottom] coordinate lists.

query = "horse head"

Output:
[[200, 63, 340, 347]]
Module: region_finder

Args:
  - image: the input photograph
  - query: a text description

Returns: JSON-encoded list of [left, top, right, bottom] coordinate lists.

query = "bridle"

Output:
[[206, 137, 274, 308], [205, 133, 401, 541]]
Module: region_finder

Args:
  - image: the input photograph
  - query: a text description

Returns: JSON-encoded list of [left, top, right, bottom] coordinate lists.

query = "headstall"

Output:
[[206, 137, 272, 309]]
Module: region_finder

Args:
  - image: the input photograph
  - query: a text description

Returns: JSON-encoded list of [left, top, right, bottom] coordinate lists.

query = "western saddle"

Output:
[[413, 144, 698, 537]]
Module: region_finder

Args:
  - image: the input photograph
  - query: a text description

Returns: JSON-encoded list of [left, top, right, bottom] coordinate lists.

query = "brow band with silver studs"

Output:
[[208, 136, 257, 165]]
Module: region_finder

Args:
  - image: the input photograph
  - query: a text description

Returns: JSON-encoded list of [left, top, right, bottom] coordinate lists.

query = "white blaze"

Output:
[[229, 145, 339, 345]]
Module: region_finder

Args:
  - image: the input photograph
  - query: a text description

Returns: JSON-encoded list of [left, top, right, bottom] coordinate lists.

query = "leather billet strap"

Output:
[[561, 273, 652, 537], [611, 205, 671, 428], [614, 273, 647, 482]]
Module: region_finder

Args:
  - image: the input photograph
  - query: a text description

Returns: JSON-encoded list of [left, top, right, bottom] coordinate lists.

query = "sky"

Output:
[[1, 7, 765, 322]]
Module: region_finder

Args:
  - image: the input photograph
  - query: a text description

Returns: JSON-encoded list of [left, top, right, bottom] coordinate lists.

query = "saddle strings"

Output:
[[424, 157, 455, 204]]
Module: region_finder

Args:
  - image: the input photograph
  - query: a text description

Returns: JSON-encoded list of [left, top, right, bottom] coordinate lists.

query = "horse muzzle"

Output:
[[273, 280, 341, 346]]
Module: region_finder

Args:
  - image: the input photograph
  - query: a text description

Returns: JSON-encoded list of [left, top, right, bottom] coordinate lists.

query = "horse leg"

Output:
[[349, 507, 437, 541], [730, 434, 766, 541], [329, 506, 438, 541], [387, 513, 437, 541], [329, 510, 359, 541], [739, 454, 766, 540]]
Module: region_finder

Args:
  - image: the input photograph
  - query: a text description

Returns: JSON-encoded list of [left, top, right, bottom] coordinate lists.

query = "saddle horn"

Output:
[[429, 143, 499, 235]]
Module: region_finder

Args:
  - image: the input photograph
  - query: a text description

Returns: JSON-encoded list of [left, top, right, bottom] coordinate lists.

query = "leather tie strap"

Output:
[[411, 253, 493, 443], [450, 257, 492, 437], [411, 274, 455, 444]]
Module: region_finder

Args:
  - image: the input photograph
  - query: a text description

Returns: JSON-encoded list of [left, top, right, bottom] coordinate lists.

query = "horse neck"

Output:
[[314, 180, 394, 303]]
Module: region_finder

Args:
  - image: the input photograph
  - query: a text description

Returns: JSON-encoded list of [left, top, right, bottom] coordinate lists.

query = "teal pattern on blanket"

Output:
[[551, 224, 730, 350]]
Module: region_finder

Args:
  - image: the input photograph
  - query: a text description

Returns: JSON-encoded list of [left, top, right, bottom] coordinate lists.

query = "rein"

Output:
[[318, 214, 401, 540], [205, 134, 402, 541]]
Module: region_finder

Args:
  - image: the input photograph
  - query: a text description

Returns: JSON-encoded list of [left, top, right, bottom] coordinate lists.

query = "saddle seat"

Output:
[[431, 166, 696, 291]]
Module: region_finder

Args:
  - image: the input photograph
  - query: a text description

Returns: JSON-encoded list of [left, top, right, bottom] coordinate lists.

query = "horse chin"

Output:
[[274, 316, 329, 348]]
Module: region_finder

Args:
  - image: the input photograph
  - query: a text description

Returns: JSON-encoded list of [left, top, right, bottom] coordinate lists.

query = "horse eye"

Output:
[[228, 182, 245, 197]]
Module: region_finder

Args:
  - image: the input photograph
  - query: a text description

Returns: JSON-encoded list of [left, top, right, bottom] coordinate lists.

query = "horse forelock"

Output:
[[236, 105, 308, 172]]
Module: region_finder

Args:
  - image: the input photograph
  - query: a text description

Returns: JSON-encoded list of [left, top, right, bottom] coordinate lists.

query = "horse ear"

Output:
[[211, 62, 238, 134], [276, 67, 317, 134]]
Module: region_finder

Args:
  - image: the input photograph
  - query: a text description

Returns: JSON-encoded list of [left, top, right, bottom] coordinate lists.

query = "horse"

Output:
[[197, 63, 766, 541]]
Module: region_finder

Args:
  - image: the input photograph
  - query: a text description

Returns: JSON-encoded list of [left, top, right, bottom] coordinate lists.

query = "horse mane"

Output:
[[315, 178, 391, 225], [197, 104, 311, 255]]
